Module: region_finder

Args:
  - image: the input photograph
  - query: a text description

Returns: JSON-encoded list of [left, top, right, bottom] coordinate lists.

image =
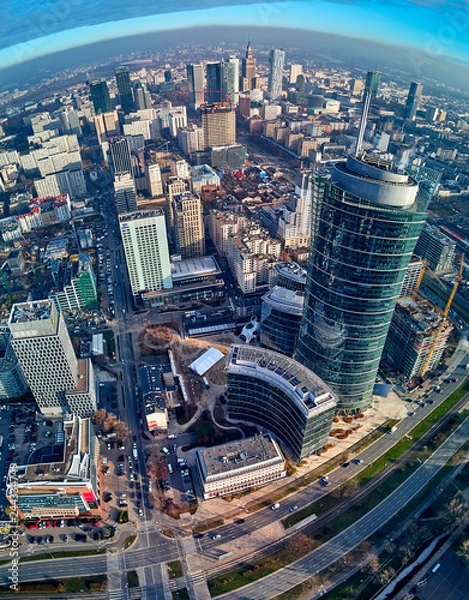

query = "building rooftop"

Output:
[[10, 300, 53, 325], [119, 208, 164, 223], [171, 256, 221, 282], [198, 434, 283, 477], [228, 345, 337, 417], [274, 261, 307, 284], [396, 297, 452, 336], [262, 286, 304, 315]]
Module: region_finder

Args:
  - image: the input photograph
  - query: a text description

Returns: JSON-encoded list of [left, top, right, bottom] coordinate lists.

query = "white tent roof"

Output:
[[189, 348, 224, 376]]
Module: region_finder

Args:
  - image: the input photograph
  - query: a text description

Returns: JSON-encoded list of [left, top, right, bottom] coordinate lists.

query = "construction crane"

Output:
[[420, 254, 464, 378]]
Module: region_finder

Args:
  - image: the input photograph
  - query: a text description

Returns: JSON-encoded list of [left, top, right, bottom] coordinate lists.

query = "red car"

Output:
[[27, 523, 39, 530]]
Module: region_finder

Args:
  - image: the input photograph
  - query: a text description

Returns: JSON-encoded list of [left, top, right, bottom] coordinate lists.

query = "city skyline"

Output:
[[2, 0, 469, 75]]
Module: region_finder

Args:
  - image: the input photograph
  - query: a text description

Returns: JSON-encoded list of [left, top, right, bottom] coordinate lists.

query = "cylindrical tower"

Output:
[[296, 154, 426, 412]]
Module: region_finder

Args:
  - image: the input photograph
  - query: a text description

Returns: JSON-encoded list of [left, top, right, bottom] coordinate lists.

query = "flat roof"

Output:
[[262, 286, 304, 315], [10, 300, 53, 324], [189, 347, 225, 375], [171, 256, 220, 281], [198, 434, 283, 477]]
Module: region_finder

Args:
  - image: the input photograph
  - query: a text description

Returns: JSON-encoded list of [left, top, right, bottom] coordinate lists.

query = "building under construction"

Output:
[[383, 296, 453, 380]]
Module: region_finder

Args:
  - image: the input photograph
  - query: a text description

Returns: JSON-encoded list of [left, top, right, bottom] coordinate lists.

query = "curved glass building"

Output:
[[296, 154, 426, 413], [226, 345, 337, 461], [260, 286, 303, 357]]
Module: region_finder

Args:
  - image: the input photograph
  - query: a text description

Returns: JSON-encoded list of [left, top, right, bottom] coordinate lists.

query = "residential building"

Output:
[[414, 224, 456, 273], [289, 63, 302, 84], [268, 48, 286, 99], [196, 434, 286, 500], [145, 162, 163, 197], [209, 209, 247, 258], [172, 191, 205, 259], [226, 345, 337, 461], [383, 297, 453, 379], [401, 258, 425, 297], [120, 209, 172, 296]]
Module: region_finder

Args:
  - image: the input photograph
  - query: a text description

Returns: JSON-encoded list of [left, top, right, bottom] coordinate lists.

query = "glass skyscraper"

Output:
[[89, 79, 112, 115], [115, 66, 135, 115], [296, 155, 427, 412]]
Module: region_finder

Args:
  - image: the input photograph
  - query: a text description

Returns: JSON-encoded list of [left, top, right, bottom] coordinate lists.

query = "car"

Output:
[[138, 509, 143, 517], [271, 503, 280, 510], [341, 462, 350, 468], [235, 518, 245, 524], [452, 377, 459, 383], [211, 533, 221, 540], [289, 506, 299, 513], [352, 459, 363, 465], [426, 399, 434, 405], [63, 534, 69, 542], [75, 533, 86, 542]]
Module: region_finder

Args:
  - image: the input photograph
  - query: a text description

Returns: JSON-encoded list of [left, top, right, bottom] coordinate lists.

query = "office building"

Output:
[[120, 209, 172, 297], [404, 82, 423, 121], [0, 342, 28, 400], [261, 286, 304, 357], [114, 173, 137, 214], [206, 61, 236, 105], [115, 66, 135, 114], [168, 107, 187, 137], [228, 55, 240, 105], [241, 40, 258, 91], [226, 345, 337, 461], [172, 191, 205, 259], [289, 63, 302, 84], [145, 162, 163, 197], [186, 64, 205, 110], [6, 415, 101, 521], [50, 253, 98, 313], [133, 81, 152, 110], [401, 258, 425, 297], [268, 48, 286, 99], [89, 79, 112, 115], [383, 297, 453, 379], [196, 434, 286, 500], [201, 103, 236, 149], [9, 300, 97, 417], [414, 224, 456, 273], [178, 124, 204, 156], [272, 261, 306, 292], [94, 111, 120, 142], [108, 137, 132, 175], [295, 154, 426, 412]]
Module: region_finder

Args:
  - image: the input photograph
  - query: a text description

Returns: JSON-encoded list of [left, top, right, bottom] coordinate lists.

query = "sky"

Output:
[[2, 0, 469, 72]]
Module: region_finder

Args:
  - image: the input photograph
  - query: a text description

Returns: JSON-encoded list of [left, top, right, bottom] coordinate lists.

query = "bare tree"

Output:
[[92, 408, 107, 425], [113, 421, 129, 443], [439, 492, 469, 528], [458, 538, 469, 563], [361, 551, 380, 576], [103, 412, 117, 433], [377, 567, 396, 585]]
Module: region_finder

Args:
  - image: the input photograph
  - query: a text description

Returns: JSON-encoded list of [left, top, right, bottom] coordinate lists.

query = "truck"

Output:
[[202, 376, 210, 389]]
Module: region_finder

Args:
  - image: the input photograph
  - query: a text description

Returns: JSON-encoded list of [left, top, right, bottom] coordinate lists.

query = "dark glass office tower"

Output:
[[404, 82, 423, 121], [296, 155, 426, 412], [206, 61, 236, 105], [115, 66, 135, 115], [89, 79, 112, 115]]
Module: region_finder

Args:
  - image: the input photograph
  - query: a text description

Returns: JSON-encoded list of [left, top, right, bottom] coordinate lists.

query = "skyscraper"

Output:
[[133, 81, 152, 110], [172, 191, 205, 259], [228, 55, 240, 105], [241, 40, 258, 91], [206, 61, 236, 105], [295, 155, 426, 412], [109, 137, 132, 175], [289, 63, 302, 84], [268, 48, 286, 99], [404, 82, 423, 121], [9, 300, 96, 417], [115, 66, 135, 114], [114, 173, 137, 214], [89, 79, 113, 115], [201, 104, 236, 149], [186, 64, 205, 110], [120, 209, 172, 297]]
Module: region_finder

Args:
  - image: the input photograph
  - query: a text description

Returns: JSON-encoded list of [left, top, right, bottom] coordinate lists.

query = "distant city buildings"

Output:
[[404, 81, 423, 121], [115, 66, 135, 115], [89, 79, 112, 115]]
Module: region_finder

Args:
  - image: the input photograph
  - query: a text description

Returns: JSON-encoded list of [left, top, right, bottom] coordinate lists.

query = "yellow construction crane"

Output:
[[420, 254, 464, 378]]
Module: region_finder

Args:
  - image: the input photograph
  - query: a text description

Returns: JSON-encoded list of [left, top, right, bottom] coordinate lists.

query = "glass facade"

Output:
[[296, 161, 427, 412]]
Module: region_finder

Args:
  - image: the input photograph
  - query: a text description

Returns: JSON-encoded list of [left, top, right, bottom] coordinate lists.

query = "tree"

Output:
[[439, 492, 469, 527], [458, 538, 469, 564], [361, 551, 380, 576], [113, 420, 129, 443], [92, 408, 107, 425], [103, 412, 117, 433], [377, 567, 395, 585], [285, 533, 315, 559]]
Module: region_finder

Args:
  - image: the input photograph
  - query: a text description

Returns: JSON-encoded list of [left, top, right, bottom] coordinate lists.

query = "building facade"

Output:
[[296, 155, 426, 412], [186, 64, 205, 110], [196, 434, 286, 500], [261, 286, 304, 357], [120, 209, 172, 296], [115, 66, 135, 115], [268, 48, 286, 99], [89, 79, 112, 115], [414, 224, 456, 273], [201, 104, 236, 149], [226, 345, 337, 461], [172, 191, 205, 259]]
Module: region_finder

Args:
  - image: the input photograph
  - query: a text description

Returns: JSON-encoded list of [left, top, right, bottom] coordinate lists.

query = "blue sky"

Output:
[[2, 0, 469, 71]]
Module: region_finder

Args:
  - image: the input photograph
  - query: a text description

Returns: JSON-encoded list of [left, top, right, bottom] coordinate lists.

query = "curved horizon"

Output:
[[2, 1, 469, 72]]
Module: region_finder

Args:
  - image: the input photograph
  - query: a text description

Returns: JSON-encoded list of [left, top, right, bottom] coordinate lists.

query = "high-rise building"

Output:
[[206, 61, 236, 105], [114, 173, 137, 214], [133, 81, 152, 110], [296, 154, 426, 412], [50, 252, 98, 313], [115, 66, 135, 114], [9, 300, 97, 417], [241, 40, 258, 91], [414, 224, 456, 273], [289, 63, 302, 84], [120, 209, 172, 296], [404, 82, 423, 121], [201, 103, 236, 149], [186, 64, 205, 110], [145, 162, 163, 197], [228, 55, 240, 105], [172, 191, 205, 259], [268, 48, 286, 99], [108, 137, 132, 175], [89, 79, 112, 115]]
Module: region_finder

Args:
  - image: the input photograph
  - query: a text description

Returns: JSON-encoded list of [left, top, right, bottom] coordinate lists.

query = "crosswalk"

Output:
[[108, 590, 127, 600], [191, 571, 206, 585]]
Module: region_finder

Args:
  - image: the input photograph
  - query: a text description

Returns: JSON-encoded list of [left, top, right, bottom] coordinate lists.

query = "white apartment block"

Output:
[[209, 209, 247, 257], [120, 209, 172, 296], [34, 169, 86, 200]]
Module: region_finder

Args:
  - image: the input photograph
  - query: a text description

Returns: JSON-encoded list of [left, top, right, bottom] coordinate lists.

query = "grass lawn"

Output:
[[167, 560, 184, 579], [126, 570, 139, 588], [172, 589, 190, 600], [19, 548, 105, 563]]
